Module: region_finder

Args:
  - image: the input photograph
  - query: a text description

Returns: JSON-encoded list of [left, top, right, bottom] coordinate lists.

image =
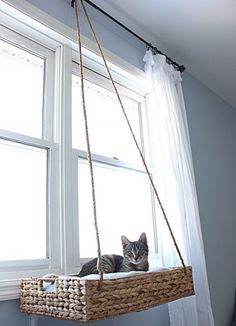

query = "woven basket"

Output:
[[20, 266, 194, 322]]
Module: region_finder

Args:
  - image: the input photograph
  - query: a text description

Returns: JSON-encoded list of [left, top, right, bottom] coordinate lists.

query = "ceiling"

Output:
[[96, 0, 236, 109]]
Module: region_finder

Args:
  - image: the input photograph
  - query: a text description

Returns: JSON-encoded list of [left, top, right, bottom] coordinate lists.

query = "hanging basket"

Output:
[[20, 0, 195, 322], [20, 266, 194, 322]]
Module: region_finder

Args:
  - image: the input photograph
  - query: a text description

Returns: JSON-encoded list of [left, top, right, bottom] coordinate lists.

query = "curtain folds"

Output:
[[143, 50, 215, 326]]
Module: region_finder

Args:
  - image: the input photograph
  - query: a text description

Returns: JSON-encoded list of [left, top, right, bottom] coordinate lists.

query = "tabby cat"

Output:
[[78, 232, 149, 277]]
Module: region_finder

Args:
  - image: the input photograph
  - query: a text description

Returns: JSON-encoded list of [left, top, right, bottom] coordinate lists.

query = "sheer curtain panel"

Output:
[[143, 50, 215, 326]]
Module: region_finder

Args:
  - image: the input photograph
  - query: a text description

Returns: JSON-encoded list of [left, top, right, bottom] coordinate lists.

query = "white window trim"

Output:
[[0, 32, 64, 278], [0, 279, 20, 301], [0, 0, 159, 301], [0, 15, 64, 295], [1, 0, 147, 94], [71, 64, 158, 267]]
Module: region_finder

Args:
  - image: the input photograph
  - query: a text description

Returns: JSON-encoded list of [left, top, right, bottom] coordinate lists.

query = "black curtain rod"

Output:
[[71, 0, 186, 73]]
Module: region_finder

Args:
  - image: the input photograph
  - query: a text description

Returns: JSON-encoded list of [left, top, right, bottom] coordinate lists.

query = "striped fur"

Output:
[[78, 232, 149, 277]]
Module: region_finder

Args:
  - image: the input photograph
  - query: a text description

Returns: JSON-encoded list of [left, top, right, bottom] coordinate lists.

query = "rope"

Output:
[[73, 0, 104, 288], [73, 0, 186, 271]]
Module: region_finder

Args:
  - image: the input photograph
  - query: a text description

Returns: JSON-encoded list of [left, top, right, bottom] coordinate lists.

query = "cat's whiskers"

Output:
[[78, 232, 149, 276]]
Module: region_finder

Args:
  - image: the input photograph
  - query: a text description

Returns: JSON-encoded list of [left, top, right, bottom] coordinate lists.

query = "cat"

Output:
[[78, 232, 149, 277]]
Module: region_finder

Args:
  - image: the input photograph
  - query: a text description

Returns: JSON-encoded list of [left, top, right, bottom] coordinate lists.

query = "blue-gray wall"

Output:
[[1, 1, 236, 326], [28, 0, 146, 69], [183, 74, 236, 326], [0, 300, 28, 326]]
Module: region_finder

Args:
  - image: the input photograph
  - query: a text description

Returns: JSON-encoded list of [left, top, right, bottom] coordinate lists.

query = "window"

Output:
[[77, 160, 155, 258], [72, 68, 157, 260], [72, 75, 142, 164], [0, 1, 157, 300], [0, 39, 45, 138], [0, 140, 47, 261], [0, 26, 61, 283]]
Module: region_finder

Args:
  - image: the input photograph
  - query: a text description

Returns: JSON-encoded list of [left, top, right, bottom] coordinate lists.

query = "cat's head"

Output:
[[121, 232, 148, 265]]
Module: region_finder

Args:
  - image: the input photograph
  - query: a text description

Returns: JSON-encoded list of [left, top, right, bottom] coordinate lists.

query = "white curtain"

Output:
[[143, 50, 215, 326]]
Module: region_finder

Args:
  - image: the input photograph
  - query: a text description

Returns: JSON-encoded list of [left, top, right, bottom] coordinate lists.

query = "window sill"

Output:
[[0, 260, 63, 301], [0, 279, 20, 301], [0, 255, 162, 301]]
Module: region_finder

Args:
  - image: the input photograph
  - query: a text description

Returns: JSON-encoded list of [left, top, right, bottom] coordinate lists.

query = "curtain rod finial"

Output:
[[179, 65, 186, 73]]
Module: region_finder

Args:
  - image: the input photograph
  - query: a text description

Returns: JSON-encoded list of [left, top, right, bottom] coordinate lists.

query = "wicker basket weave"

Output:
[[20, 266, 194, 322]]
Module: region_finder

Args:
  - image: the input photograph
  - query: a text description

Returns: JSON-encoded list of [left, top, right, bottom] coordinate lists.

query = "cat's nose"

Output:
[[134, 256, 139, 261]]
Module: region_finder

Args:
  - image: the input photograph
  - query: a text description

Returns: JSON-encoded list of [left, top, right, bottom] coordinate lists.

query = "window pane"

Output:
[[0, 40, 44, 138], [72, 75, 142, 164], [0, 140, 47, 260], [78, 159, 155, 258]]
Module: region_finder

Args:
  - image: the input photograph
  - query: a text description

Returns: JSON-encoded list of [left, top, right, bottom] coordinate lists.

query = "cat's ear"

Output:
[[121, 235, 130, 248], [139, 232, 147, 244]]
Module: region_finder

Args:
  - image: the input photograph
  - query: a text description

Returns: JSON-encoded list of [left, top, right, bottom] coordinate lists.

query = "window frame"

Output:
[[71, 61, 158, 268], [0, 25, 63, 287], [0, 0, 162, 301]]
